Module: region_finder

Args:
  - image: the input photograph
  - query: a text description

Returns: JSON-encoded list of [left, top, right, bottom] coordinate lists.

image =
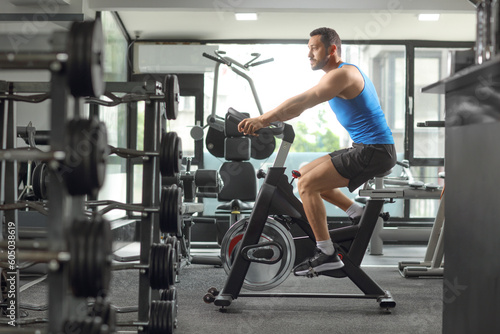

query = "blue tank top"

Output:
[[328, 63, 394, 144]]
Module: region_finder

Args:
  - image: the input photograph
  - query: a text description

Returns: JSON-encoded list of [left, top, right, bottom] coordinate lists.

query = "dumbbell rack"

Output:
[[138, 80, 163, 321], [0, 19, 115, 334], [0, 65, 93, 331], [87, 79, 188, 333], [0, 81, 21, 326]]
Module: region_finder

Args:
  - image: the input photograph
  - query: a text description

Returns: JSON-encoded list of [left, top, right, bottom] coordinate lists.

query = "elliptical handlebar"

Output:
[[202, 51, 274, 70], [202, 52, 231, 66], [247, 57, 274, 68]]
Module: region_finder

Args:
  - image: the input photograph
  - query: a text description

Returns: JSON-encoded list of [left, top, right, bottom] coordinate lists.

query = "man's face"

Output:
[[308, 35, 329, 71]]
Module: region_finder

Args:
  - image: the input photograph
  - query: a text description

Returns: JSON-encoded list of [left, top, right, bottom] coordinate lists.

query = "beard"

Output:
[[310, 55, 329, 71]]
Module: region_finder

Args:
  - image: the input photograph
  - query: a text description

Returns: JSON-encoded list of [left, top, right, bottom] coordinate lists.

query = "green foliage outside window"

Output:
[[290, 109, 340, 153]]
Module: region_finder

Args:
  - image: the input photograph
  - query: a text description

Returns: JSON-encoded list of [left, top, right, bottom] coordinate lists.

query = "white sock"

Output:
[[316, 239, 335, 256], [346, 202, 364, 218]]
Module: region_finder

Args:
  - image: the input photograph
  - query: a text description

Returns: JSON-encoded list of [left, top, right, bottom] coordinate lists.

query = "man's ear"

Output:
[[330, 44, 337, 56]]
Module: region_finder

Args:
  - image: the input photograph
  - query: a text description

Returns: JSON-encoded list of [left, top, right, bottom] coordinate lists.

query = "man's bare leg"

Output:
[[297, 158, 349, 241]]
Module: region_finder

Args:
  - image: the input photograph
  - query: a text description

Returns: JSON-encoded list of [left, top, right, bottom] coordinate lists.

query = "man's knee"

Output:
[[297, 174, 317, 197], [296, 176, 307, 196]]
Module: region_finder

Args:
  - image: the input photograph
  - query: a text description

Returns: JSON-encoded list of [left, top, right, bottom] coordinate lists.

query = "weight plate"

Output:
[[69, 219, 87, 297], [149, 243, 171, 290], [67, 19, 105, 97], [168, 244, 176, 287], [165, 244, 173, 289], [149, 301, 159, 334], [69, 215, 112, 298], [91, 121, 109, 191], [154, 244, 163, 290], [32, 163, 49, 200], [159, 187, 170, 234], [95, 215, 112, 297], [150, 300, 174, 333], [85, 219, 99, 297], [149, 244, 159, 289], [160, 132, 178, 177], [160, 302, 168, 334], [64, 119, 108, 197], [160, 289, 168, 301], [166, 301, 175, 332], [164, 74, 179, 120], [170, 185, 182, 236], [173, 136, 182, 174], [167, 286, 178, 305], [174, 186, 183, 237], [160, 185, 179, 236], [168, 186, 177, 236], [166, 236, 182, 265], [166, 133, 175, 177]]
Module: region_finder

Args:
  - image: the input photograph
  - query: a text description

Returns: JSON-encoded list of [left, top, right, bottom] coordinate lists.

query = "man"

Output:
[[238, 27, 396, 276]]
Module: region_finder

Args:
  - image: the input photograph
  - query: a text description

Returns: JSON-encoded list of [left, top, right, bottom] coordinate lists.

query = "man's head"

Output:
[[308, 27, 342, 71]]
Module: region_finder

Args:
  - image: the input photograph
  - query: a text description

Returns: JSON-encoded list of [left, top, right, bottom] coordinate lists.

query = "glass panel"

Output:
[[133, 164, 143, 204], [167, 96, 196, 158], [137, 101, 145, 151], [102, 12, 127, 82], [413, 48, 449, 159], [97, 12, 128, 220]]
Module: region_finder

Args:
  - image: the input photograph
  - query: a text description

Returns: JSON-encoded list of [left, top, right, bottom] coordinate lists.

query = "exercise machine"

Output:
[[356, 142, 445, 276], [203, 108, 396, 311], [397, 176, 445, 277]]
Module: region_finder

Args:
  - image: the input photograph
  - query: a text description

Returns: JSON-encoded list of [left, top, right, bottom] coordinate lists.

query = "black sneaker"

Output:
[[293, 248, 344, 276]]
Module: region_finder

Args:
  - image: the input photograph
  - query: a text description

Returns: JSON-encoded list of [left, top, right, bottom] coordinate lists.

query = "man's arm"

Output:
[[238, 68, 354, 135]]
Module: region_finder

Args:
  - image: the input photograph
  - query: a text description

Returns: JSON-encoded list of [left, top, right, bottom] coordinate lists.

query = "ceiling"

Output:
[[90, 0, 477, 42], [0, 0, 478, 42]]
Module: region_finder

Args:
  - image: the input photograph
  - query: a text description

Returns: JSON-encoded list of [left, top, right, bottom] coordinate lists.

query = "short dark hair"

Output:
[[310, 27, 342, 57]]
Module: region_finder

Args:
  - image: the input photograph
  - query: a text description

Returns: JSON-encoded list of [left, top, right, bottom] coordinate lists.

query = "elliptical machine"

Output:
[[203, 108, 396, 312]]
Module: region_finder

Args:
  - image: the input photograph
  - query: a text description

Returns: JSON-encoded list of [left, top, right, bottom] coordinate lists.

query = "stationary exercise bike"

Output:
[[203, 108, 396, 311]]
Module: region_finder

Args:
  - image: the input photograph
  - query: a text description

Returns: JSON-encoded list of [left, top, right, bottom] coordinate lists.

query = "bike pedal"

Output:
[[306, 268, 319, 278]]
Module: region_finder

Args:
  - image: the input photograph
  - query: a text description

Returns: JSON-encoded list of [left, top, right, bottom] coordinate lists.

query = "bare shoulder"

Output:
[[338, 64, 363, 82], [323, 64, 364, 99]]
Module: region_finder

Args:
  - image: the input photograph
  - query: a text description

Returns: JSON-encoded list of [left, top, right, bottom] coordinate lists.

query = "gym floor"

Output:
[[19, 244, 443, 334]]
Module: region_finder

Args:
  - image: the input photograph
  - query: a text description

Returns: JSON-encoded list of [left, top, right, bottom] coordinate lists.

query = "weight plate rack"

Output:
[[0, 19, 113, 334], [0, 15, 196, 332]]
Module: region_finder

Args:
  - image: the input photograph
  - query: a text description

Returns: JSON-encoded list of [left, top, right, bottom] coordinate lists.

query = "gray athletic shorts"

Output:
[[329, 143, 397, 192]]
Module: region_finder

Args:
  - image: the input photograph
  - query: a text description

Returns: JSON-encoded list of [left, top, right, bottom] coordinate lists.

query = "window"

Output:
[[412, 48, 448, 162], [132, 39, 473, 222], [97, 12, 129, 220]]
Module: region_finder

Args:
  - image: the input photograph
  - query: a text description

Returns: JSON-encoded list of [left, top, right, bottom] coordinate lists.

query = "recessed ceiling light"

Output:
[[235, 13, 258, 21], [418, 14, 440, 21]]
